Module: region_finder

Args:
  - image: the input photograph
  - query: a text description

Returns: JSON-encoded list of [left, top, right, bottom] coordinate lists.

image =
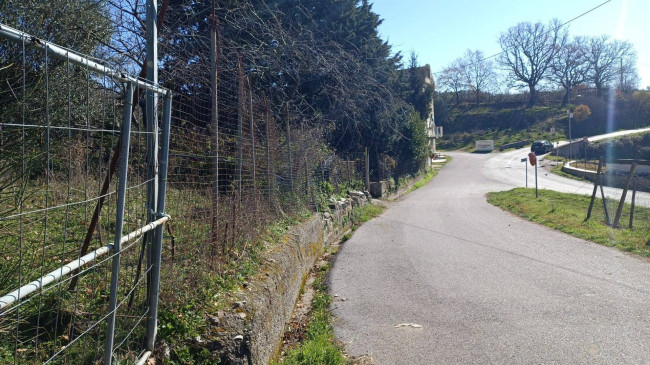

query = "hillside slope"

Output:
[[436, 92, 650, 151]]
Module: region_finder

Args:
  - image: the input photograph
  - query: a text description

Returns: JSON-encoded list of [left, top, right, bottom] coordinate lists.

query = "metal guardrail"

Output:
[[499, 140, 531, 151]]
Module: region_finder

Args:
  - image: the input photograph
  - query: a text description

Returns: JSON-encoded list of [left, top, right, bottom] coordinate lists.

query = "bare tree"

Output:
[[583, 35, 634, 96], [551, 37, 590, 106], [438, 58, 466, 105], [498, 19, 567, 107], [616, 50, 639, 92], [462, 49, 496, 105]]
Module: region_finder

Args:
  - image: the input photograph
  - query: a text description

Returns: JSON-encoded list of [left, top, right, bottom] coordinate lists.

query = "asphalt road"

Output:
[[329, 151, 650, 364]]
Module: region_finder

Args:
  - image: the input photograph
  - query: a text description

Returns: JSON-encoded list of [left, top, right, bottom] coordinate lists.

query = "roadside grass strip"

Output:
[[488, 188, 650, 255], [280, 272, 345, 365], [277, 203, 385, 365]]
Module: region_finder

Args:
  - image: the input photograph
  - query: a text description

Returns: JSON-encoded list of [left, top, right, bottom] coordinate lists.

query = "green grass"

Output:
[[358, 204, 385, 223], [409, 158, 450, 192], [544, 157, 599, 183], [438, 105, 568, 151], [280, 273, 345, 365], [276, 203, 386, 365], [488, 188, 650, 254]]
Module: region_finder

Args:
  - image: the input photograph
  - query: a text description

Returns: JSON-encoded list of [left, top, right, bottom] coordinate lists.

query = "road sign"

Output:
[[520, 158, 526, 162], [528, 152, 537, 166], [550, 127, 555, 134]]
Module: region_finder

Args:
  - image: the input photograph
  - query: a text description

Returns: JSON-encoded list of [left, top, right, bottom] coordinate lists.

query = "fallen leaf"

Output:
[[394, 323, 423, 329]]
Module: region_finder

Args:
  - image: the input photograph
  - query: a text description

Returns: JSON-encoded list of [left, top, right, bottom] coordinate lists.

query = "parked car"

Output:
[[531, 140, 552, 155]]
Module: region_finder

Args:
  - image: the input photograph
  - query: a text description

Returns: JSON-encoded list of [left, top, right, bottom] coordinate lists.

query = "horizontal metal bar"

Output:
[[135, 351, 152, 365], [608, 159, 650, 166], [0, 23, 168, 95], [0, 215, 170, 312]]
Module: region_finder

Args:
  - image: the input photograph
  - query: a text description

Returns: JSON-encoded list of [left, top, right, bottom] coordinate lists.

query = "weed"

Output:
[[358, 205, 384, 223], [278, 275, 344, 365]]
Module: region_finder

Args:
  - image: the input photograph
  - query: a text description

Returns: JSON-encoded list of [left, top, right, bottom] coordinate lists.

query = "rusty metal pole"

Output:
[[264, 97, 272, 201], [209, 0, 220, 259], [286, 103, 293, 192]]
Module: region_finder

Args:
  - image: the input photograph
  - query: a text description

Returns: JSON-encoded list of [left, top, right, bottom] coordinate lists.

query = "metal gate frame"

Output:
[[0, 17, 171, 365]]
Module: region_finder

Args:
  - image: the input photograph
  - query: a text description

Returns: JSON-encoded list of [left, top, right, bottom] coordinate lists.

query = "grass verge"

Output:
[[276, 203, 386, 365], [487, 188, 650, 255], [409, 158, 450, 192], [280, 266, 345, 365]]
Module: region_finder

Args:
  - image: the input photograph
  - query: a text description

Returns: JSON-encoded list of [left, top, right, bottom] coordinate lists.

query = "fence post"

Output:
[[249, 78, 257, 211], [265, 97, 272, 201], [613, 162, 637, 228], [104, 82, 134, 365], [286, 102, 293, 192], [585, 158, 603, 221], [146, 91, 172, 351], [144, 0, 159, 318], [143, 1, 159, 360], [365, 147, 370, 192], [629, 183, 637, 229], [210, 0, 220, 257], [237, 57, 244, 196], [345, 155, 352, 189]]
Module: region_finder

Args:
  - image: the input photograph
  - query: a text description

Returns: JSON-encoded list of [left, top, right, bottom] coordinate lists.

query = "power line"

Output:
[[432, 0, 613, 76]]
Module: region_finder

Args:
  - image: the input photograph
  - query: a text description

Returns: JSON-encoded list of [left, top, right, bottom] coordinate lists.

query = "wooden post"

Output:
[[286, 102, 293, 192], [585, 158, 603, 221], [249, 79, 256, 192], [629, 182, 637, 229], [248, 77, 257, 213], [237, 56, 244, 197], [613, 162, 637, 228], [264, 97, 272, 201], [365, 147, 370, 192], [347, 158, 351, 187], [304, 156, 309, 193], [600, 180, 610, 225]]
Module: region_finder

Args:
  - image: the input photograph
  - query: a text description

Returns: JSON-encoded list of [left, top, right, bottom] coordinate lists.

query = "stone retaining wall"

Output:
[[204, 191, 371, 364]]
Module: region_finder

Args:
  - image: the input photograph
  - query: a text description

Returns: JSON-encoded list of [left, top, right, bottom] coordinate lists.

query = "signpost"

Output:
[[528, 152, 538, 198], [521, 157, 527, 187]]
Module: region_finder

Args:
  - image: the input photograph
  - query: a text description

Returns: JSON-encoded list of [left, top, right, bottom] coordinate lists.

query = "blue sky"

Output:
[[369, 0, 650, 90]]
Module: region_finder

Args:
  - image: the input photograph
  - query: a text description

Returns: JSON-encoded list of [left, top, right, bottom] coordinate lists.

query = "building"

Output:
[[405, 65, 443, 166]]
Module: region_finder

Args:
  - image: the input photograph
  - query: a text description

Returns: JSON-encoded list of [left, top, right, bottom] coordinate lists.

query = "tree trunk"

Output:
[[561, 88, 569, 107], [595, 81, 603, 97], [527, 84, 536, 108]]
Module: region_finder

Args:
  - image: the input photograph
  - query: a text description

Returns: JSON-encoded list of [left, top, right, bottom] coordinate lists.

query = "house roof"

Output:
[[398, 64, 434, 87]]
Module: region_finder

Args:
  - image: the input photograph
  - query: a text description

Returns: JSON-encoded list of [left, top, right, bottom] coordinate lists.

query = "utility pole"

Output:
[[620, 57, 624, 91], [568, 87, 573, 161]]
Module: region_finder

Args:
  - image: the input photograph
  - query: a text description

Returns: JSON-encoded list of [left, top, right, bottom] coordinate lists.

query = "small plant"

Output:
[[279, 275, 345, 365]]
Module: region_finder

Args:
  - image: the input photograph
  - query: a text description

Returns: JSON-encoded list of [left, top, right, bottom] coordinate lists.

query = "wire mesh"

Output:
[[1, 0, 374, 363], [0, 27, 168, 365]]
